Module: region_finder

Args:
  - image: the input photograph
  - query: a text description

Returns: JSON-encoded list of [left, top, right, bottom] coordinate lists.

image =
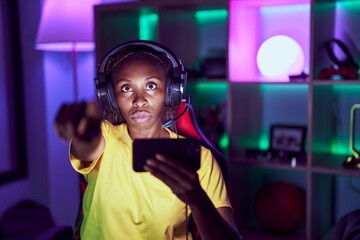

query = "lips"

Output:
[[131, 111, 151, 122]]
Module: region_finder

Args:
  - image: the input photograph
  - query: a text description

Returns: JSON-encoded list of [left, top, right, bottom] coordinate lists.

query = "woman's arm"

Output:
[[70, 134, 105, 162], [144, 154, 242, 240], [189, 190, 241, 240]]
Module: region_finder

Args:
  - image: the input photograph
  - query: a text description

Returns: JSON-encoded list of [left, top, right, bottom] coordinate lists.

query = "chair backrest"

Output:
[[175, 102, 228, 182]]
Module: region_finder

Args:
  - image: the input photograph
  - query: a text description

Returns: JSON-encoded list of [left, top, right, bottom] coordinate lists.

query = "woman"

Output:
[[55, 40, 241, 240]]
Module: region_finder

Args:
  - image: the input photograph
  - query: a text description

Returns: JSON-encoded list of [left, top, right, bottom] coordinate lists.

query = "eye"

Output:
[[121, 85, 132, 93], [146, 83, 157, 91]]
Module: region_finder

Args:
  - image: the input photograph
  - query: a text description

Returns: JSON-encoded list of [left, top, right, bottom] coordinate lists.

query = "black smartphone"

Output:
[[132, 138, 201, 172]]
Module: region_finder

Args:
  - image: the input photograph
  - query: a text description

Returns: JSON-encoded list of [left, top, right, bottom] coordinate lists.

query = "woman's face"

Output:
[[112, 57, 167, 130]]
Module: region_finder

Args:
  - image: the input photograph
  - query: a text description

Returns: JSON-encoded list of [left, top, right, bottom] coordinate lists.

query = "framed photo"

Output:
[[0, 1, 27, 185], [270, 125, 306, 153]]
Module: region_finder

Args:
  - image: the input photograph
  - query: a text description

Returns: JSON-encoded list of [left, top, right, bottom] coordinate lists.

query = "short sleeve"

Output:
[[69, 121, 109, 175], [197, 147, 232, 211]]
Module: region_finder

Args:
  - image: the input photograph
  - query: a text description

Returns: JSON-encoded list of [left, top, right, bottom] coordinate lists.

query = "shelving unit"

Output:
[[94, 0, 228, 73], [94, 0, 360, 239], [312, 2, 360, 239]]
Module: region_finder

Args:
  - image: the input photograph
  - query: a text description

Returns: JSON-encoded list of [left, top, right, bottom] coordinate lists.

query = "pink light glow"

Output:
[[229, 0, 310, 82], [229, 1, 260, 81], [36, 0, 100, 52]]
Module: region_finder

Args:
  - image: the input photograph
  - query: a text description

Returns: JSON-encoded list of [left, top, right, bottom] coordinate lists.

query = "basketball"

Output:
[[254, 182, 305, 234]]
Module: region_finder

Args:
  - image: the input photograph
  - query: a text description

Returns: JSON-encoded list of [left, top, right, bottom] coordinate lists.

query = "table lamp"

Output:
[[35, 0, 99, 101]]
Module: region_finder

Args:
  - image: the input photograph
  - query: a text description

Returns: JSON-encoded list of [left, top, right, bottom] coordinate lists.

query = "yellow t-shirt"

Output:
[[70, 121, 231, 240]]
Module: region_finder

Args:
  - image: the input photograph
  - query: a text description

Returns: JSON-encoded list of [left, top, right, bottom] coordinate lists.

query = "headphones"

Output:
[[318, 38, 359, 80], [94, 40, 188, 123], [325, 38, 359, 71]]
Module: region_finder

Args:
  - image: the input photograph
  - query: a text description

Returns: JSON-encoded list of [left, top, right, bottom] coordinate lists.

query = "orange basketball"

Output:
[[254, 182, 305, 234]]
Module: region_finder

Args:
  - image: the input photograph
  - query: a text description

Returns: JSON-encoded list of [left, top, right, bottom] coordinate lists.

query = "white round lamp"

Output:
[[257, 35, 305, 81]]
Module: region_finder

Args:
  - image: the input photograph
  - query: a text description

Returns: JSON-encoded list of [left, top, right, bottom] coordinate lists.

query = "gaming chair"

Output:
[[173, 101, 228, 240], [175, 101, 228, 182]]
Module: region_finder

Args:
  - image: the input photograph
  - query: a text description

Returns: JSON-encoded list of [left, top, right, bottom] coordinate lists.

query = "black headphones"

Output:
[[324, 38, 359, 71], [94, 40, 188, 122]]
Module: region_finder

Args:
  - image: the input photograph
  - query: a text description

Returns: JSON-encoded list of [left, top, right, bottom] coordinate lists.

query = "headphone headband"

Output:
[[97, 40, 183, 76]]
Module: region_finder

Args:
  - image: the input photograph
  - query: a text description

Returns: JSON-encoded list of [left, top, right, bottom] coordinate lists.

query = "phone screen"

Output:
[[132, 138, 201, 172]]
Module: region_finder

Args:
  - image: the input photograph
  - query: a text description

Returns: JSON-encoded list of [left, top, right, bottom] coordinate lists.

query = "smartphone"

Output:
[[132, 138, 201, 172]]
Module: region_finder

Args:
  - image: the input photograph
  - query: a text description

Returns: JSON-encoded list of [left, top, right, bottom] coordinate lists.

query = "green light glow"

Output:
[[219, 132, 229, 151], [193, 81, 228, 92], [336, 0, 360, 9], [258, 132, 269, 150], [260, 83, 308, 93], [311, 145, 330, 155], [331, 138, 350, 156], [195, 9, 228, 23], [139, 10, 158, 40], [314, 85, 360, 156], [333, 85, 360, 94], [187, 82, 228, 107]]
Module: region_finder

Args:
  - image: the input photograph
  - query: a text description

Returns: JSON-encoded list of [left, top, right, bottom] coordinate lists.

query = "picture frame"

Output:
[[0, 0, 27, 185], [270, 124, 306, 153]]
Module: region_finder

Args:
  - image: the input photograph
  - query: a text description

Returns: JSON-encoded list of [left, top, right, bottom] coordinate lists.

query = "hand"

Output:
[[54, 101, 102, 142], [144, 154, 205, 205]]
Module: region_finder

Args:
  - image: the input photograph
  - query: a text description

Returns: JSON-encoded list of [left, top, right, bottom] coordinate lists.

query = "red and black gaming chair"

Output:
[[175, 102, 228, 181], [174, 101, 228, 239]]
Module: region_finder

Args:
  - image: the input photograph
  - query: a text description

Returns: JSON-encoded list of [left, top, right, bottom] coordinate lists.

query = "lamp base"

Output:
[[343, 156, 360, 169]]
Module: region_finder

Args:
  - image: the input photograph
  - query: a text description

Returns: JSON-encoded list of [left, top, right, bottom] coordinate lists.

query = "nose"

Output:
[[132, 91, 148, 108]]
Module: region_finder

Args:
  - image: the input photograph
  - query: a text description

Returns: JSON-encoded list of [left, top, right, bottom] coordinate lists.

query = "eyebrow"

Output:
[[115, 76, 163, 84]]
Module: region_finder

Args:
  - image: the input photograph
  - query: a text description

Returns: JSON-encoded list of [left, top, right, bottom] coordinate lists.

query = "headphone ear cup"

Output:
[[171, 81, 182, 108], [165, 74, 182, 109], [165, 75, 172, 108], [96, 79, 118, 114]]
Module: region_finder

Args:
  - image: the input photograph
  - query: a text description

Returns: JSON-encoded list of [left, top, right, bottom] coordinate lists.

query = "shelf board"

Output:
[[239, 226, 305, 240], [229, 157, 307, 171], [312, 155, 360, 176], [312, 80, 360, 85], [311, 165, 360, 176]]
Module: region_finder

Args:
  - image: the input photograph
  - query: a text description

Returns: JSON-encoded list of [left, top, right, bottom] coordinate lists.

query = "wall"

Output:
[[0, 0, 37, 221], [0, 0, 139, 228], [0, 0, 95, 227]]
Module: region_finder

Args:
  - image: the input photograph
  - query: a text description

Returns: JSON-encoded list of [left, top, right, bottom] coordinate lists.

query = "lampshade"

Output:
[[36, 0, 99, 52]]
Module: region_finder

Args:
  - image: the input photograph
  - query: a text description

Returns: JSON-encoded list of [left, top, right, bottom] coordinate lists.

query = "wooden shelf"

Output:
[[229, 157, 307, 172]]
